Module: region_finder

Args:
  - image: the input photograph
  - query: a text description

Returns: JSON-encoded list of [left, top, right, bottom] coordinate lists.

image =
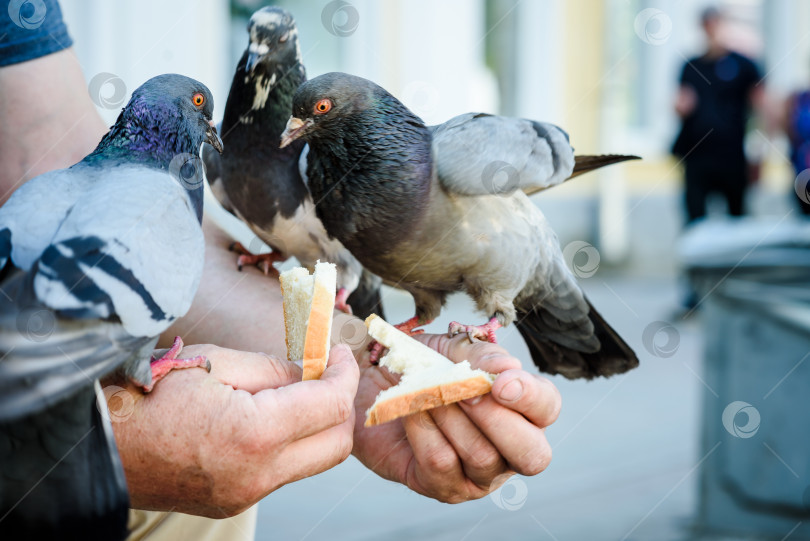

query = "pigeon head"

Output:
[[280, 72, 403, 148], [92, 74, 223, 166], [244, 7, 300, 74]]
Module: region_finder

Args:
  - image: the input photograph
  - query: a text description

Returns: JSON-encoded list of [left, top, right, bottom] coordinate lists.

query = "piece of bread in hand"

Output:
[[364, 314, 496, 426], [279, 261, 336, 380]]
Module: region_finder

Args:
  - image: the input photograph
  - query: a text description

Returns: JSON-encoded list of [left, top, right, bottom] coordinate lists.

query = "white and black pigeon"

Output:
[[0, 74, 223, 538], [203, 7, 384, 318], [280, 72, 639, 379]]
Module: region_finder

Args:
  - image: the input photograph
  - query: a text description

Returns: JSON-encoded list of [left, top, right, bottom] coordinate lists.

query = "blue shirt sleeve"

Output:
[[0, 0, 73, 67]]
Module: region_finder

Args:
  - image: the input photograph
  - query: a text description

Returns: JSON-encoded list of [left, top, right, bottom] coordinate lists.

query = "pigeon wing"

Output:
[[0, 167, 204, 420], [0, 167, 93, 271], [430, 113, 575, 196], [34, 166, 204, 338]]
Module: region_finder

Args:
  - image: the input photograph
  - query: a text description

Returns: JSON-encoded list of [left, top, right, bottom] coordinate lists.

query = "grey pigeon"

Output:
[[0, 74, 223, 538], [203, 7, 383, 318], [280, 72, 639, 379]]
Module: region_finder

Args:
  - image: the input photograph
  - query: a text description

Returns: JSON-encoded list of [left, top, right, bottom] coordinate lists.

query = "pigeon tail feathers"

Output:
[[514, 297, 639, 379]]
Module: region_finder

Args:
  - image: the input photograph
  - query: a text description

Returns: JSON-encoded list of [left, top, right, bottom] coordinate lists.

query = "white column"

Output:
[[59, 0, 231, 126]]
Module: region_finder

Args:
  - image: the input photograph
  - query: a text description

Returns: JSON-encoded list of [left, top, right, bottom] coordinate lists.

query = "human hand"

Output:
[[104, 342, 359, 517], [351, 333, 561, 503]]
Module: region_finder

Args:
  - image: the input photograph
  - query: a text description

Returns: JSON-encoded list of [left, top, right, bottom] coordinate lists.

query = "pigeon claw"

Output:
[[144, 336, 211, 393], [448, 317, 501, 344], [228, 241, 284, 276], [335, 287, 353, 315], [368, 316, 431, 364]]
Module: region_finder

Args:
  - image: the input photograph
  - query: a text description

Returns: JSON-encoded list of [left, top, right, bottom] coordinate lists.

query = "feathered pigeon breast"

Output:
[[293, 74, 434, 260]]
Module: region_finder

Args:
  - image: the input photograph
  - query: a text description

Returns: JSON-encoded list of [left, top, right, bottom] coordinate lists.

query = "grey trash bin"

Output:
[[680, 218, 810, 540]]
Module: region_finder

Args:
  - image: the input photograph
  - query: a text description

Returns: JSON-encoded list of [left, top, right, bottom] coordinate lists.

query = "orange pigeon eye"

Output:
[[192, 93, 205, 107], [314, 98, 332, 114]]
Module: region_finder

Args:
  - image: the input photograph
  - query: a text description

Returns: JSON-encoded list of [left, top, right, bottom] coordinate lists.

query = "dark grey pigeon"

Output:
[[203, 7, 383, 319], [280, 72, 639, 379], [0, 74, 223, 538]]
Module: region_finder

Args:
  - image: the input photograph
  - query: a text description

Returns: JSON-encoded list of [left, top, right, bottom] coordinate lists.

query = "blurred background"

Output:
[[58, 0, 810, 539]]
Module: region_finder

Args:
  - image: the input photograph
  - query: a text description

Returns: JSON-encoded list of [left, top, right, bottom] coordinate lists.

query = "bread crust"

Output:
[[365, 375, 493, 426], [279, 275, 293, 362], [302, 272, 334, 380]]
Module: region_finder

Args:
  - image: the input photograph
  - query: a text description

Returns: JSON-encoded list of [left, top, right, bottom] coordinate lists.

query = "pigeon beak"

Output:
[[245, 52, 261, 74], [279, 117, 312, 148], [206, 120, 224, 154]]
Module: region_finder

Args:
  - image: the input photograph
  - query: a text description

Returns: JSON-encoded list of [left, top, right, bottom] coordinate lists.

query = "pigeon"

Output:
[[203, 6, 383, 318], [279, 72, 639, 379], [0, 74, 223, 538]]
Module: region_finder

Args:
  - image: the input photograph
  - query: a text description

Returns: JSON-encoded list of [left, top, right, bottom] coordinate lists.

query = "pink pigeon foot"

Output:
[[143, 336, 211, 393], [448, 316, 502, 343], [229, 241, 285, 276], [335, 287, 352, 314], [368, 315, 431, 364]]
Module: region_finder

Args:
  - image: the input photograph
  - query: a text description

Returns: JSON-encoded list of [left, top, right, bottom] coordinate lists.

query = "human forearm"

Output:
[[161, 217, 287, 357]]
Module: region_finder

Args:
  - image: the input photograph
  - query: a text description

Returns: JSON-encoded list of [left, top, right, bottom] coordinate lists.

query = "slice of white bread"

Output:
[[364, 314, 496, 426], [279, 262, 336, 380]]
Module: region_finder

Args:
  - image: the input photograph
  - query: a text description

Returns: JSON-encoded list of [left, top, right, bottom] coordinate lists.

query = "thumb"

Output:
[[319, 343, 361, 396], [193, 345, 303, 393]]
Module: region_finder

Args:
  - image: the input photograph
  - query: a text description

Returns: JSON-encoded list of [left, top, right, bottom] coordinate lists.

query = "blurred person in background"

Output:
[[672, 6, 765, 224], [672, 6, 765, 312], [782, 70, 810, 215]]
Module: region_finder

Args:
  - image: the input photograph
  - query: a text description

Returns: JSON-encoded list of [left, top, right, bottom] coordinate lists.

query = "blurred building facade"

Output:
[[60, 0, 810, 268]]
